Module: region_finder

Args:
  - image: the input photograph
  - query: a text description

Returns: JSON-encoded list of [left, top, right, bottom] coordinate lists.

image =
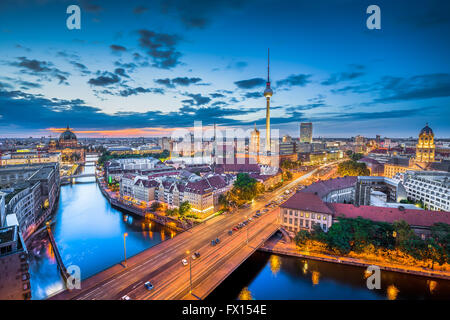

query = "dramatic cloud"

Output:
[[110, 44, 127, 52], [70, 61, 91, 75], [375, 73, 450, 103], [0, 88, 258, 131], [332, 73, 450, 104], [182, 93, 211, 106], [119, 87, 164, 97], [243, 91, 261, 99], [88, 71, 120, 86], [8, 57, 69, 84], [276, 74, 311, 88], [322, 65, 365, 86], [234, 78, 265, 89], [136, 29, 182, 69], [155, 77, 202, 88]]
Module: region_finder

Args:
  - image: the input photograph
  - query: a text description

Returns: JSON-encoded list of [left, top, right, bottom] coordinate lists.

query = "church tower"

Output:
[[416, 123, 435, 163]]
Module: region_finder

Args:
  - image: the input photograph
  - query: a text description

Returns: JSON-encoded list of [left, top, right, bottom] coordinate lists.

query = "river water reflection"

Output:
[[209, 251, 450, 300]]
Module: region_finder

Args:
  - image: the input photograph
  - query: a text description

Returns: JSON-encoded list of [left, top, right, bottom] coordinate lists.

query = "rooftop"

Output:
[[330, 203, 449, 227], [281, 192, 334, 214]]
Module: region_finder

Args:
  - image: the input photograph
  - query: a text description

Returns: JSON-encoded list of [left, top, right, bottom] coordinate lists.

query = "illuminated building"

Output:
[[300, 123, 313, 143], [250, 123, 260, 163], [415, 123, 435, 163], [50, 125, 85, 163]]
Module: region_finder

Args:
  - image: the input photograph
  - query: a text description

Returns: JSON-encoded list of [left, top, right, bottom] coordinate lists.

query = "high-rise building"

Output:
[[300, 122, 312, 143], [263, 49, 273, 154], [250, 124, 260, 162], [416, 123, 435, 163]]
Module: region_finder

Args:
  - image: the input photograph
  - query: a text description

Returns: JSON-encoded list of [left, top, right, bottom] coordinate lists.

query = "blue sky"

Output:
[[0, 0, 449, 138]]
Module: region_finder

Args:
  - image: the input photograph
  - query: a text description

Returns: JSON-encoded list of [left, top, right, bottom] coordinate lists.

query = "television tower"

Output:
[[263, 48, 273, 154]]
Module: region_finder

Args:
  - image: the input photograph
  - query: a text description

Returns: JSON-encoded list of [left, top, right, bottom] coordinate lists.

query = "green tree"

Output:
[[294, 230, 310, 246], [150, 201, 162, 212], [337, 160, 370, 176], [179, 201, 191, 216]]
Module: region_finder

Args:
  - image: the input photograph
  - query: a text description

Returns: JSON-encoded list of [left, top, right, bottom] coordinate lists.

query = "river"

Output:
[[28, 157, 450, 300]]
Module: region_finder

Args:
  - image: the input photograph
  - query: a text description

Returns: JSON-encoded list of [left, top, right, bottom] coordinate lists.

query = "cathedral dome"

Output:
[[419, 124, 433, 136], [59, 125, 77, 142]]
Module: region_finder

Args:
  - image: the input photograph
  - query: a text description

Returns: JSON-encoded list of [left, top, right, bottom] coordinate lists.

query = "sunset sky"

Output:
[[0, 0, 449, 138]]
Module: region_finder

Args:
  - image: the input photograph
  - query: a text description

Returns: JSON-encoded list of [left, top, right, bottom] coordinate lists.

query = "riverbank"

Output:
[[96, 175, 187, 232], [259, 235, 450, 281]]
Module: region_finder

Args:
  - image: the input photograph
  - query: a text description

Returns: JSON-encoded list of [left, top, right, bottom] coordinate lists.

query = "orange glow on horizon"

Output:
[[45, 124, 235, 138]]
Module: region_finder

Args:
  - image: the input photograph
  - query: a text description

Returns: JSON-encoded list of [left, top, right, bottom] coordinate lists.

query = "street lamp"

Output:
[[186, 250, 192, 294], [123, 232, 128, 267]]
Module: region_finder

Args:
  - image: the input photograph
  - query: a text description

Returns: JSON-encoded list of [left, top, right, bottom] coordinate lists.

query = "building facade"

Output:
[[300, 122, 313, 143], [402, 170, 450, 211]]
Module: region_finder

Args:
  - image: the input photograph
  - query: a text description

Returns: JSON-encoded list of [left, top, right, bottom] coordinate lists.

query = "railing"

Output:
[[46, 223, 71, 285]]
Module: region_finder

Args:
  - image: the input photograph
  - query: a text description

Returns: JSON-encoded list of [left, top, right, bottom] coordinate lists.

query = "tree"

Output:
[[294, 230, 310, 246], [179, 201, 191, 216], [325, 218, 353, 254], [350, 153, 364, 161], [232, 173, 262, 201], [337, 160, 370, 176], [150, 201, 162, 212]]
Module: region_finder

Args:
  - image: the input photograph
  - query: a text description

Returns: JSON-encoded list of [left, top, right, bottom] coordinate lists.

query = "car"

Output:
[[194, 252, 200, 258], [215, 238, 220, 244], [182, 259, 188, 266], [121, 295, 131, 300], [211, 240, 216, 246], [256, 210, 260, 214], [228, 230, 233, 235], [144, 281, 154, 290], [248, 218, 253, 221], [191, 254, 197, 260], [233, 227, 238, 231]]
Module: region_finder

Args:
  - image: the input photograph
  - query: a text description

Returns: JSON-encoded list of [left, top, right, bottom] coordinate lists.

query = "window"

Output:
[[317, 214, 321, 220], [305, 213, 309, 218], [323, 216, 327, 221]]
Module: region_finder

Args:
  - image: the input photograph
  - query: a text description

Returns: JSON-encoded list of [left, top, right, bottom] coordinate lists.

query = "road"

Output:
[[50, 163, 335, 300]]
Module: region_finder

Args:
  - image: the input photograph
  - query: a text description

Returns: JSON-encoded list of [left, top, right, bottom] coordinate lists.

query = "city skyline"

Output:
[[0, 0, 450, 138]]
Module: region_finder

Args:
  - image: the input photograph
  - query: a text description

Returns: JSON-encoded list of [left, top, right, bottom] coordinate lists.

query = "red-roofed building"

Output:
[[279, 190, 449, 237], [280, 192, 334, 233], [330, 203, 450, 236]]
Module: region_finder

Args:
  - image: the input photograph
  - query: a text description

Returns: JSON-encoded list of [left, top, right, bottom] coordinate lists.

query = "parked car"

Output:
[[228, 230, 233, 236], [256, 210, 260, 214], [121, 295, 131, 300], [144, 281, 154, 290], [182, 259, 188, 266], [233, 227, 238, 231], [194, 252, 200, 258], [215, 238, 220, 244], [211, 240, 216, 246]]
